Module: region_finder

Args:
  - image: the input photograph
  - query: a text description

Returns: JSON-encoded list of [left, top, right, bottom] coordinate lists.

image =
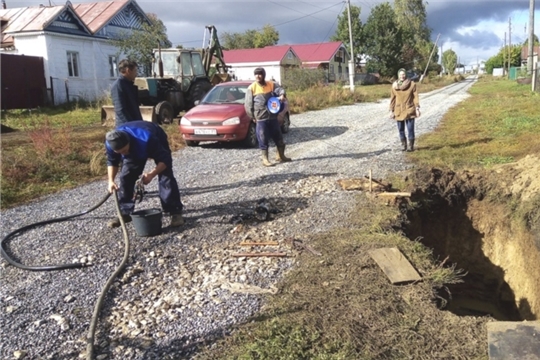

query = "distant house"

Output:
[[0, 0, 150, 106], [290, 41, 350, 82], [521, 45, 540, 66], [222, 46, 301, 83]]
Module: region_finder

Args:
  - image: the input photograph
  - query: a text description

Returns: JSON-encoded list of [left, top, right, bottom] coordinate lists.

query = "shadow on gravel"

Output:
[[298, 148, 391, 162], [183, 171, 337, 197], [183, 195, 310, 226], [283, 126, 349, 145]]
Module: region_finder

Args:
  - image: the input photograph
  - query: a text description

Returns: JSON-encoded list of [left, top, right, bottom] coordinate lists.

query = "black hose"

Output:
[[86, 190, 131, 360], [0, 192, 111, 271]]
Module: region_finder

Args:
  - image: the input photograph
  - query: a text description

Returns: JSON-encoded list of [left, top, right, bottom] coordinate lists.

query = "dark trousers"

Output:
[[118, 159, 183, 216], [397, 119, 415, 141], [256, 118, 284, 150]]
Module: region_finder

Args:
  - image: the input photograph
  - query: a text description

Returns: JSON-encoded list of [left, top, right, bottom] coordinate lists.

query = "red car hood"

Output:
[[184, 104, 245, 121]]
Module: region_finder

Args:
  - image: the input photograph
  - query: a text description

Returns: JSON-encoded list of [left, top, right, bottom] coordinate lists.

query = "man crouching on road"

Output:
[[244, 67, 291, 167], [105, 120, 184, 228]]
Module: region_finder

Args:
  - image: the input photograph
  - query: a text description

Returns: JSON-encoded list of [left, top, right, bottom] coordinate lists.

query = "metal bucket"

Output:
[[131, 208, 162, 237]]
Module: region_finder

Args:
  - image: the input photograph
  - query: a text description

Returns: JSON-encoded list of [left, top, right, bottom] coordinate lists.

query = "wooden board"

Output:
[[368, 247, 422, 284], [487, 321, 540, 360]]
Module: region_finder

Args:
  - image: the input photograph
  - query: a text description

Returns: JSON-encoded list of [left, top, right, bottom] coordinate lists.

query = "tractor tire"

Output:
[[242, 123, 258, 148], [155, 101, 174, 124], [188, 80, 213, 109]]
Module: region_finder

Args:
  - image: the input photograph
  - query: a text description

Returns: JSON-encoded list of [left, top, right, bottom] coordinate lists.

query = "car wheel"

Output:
[[242, 123, 258, 148], [155, 101, 174, 124], [185, 140, 199, 147], [280, 113, 290, 134]]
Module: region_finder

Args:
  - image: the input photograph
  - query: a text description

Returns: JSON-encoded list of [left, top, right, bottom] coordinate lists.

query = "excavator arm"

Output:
[[202, 25, 231, 85]]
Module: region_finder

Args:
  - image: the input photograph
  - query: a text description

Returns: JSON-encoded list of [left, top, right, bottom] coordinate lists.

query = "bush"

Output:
[[282, 68, 326, 91]]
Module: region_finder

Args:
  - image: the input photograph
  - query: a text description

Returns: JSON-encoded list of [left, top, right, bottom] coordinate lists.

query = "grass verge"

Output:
[[408, 75, 540, 170]]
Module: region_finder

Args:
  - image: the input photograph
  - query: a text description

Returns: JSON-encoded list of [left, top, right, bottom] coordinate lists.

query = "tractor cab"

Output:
[[152, 49, 206, 93]]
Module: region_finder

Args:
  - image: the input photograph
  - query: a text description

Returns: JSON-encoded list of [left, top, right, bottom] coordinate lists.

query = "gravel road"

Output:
[[1, 77, 476, 360]]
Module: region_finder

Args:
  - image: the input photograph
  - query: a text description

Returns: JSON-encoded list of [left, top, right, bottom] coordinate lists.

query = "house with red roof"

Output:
[[291, 41, 350, 82], [222, 41, 351, 84], [0, 0, 150, 105], [222, 45, 301, 84]]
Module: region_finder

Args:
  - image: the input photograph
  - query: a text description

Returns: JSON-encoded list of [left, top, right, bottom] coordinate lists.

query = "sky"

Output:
[[10, 0, 540, 67]]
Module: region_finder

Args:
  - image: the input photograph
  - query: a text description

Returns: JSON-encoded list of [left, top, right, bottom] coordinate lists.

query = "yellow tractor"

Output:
[[102, 25, 230, 126]]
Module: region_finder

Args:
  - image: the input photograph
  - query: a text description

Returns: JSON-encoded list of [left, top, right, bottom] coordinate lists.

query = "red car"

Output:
[[179, 81, 290, 147]]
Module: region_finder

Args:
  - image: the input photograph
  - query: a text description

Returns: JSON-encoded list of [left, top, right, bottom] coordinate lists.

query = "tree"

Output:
[[484, 45, 522, 74], [362, 2, 403, 77], [253, 25, 280, 48], [393, 0, 431, 70], [110, 13, 172, 74], [221, 25, 279, 49], [331, 5, 363, 65], [442, 49, 457, 75], [523, 34, 540, 46]]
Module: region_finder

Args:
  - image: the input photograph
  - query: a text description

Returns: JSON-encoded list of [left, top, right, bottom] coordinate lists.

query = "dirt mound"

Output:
[[405, 155, 540, 321]]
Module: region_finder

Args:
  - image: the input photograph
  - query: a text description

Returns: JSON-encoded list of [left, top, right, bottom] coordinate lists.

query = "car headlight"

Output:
[[180, 117, 191, 126], [222, 117, 240, 125]]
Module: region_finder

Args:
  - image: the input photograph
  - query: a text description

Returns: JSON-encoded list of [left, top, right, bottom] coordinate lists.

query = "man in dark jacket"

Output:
[[105, 121, 184, 228], [111, 59, 143, 126], [244, 67, 291, 167]]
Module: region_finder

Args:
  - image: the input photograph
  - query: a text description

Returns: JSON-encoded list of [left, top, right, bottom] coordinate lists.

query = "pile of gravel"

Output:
[[0, 77, 476, 359]]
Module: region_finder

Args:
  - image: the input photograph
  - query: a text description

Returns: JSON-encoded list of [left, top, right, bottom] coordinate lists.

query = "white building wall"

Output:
[[12, 32, 120, 104], [228, 62, 284, 83]]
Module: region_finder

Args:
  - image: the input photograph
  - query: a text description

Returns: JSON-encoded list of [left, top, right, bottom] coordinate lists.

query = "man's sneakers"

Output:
[[170, 214, 185, 227], [107, 214, 132, 228]]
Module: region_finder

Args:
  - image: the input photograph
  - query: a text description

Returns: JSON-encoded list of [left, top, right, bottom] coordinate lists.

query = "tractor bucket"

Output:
[[210, 73, 231, 85], [101, 105, 156, 127], [139, 106, 156, 122]]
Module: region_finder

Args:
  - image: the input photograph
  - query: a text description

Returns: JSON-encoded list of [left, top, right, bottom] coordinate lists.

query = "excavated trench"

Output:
[[402, 166, 540, 321]]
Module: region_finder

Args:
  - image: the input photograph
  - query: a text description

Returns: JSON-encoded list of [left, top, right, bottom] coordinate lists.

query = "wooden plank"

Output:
[[239, 241, 279, 246], [377, 192, 411, 197], [231, 252, 288, 257], [487, 321, 540, 360], [368, 247, 422, 284]]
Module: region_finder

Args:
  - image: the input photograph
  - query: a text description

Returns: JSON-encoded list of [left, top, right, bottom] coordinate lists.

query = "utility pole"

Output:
[[420, 33, 440, 82], [504, 32, 507, 76], [346, 0, 355, 92], [508, 17, 512, 78], [527, 0, 535, 74]]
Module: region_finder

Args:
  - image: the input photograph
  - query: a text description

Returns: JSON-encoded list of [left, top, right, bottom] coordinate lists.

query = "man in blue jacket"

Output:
[[111, 59, 143, 126], [105, 121, 184, 228]]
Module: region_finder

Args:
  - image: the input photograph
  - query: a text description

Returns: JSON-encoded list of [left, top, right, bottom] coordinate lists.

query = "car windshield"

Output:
[[201, 84, 248, 104]]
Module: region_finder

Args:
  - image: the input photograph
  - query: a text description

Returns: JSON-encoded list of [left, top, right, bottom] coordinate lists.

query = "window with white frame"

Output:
[[109, 56, 118, 77], [287, 51, 293, 60], [67, 52, 80, 77]]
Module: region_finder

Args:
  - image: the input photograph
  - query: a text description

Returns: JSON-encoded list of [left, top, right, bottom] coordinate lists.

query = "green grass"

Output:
[[408, 76, 540, 170]]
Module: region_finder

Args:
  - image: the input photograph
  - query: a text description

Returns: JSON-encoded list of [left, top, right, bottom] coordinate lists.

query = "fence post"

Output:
[[65, 79, 69, 105], [50, 76, 55, 106]]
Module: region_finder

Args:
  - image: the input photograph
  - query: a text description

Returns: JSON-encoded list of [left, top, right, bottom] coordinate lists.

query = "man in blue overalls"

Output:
[[105, 121, 184, 228]]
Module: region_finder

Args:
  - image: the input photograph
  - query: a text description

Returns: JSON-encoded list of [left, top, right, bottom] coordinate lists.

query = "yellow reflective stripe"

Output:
[[249, 81, 274, 95]]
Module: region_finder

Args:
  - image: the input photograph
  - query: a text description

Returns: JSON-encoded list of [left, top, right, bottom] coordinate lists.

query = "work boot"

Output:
[[170, 214, 185, 227], [261, 149, 274, 167], [401, 139, 407, 151], [275, 145, 291, 162], [407, 139, 415, 152], [107, 214, 132, 228]]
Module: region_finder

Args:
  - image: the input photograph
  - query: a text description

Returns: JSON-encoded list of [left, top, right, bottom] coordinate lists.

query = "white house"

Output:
[[222, 45, 301, 84], [0, 0, 150, 105]]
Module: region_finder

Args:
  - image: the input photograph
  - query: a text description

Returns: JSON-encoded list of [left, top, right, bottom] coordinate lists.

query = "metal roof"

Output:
[[0, 0, 145, 47]]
